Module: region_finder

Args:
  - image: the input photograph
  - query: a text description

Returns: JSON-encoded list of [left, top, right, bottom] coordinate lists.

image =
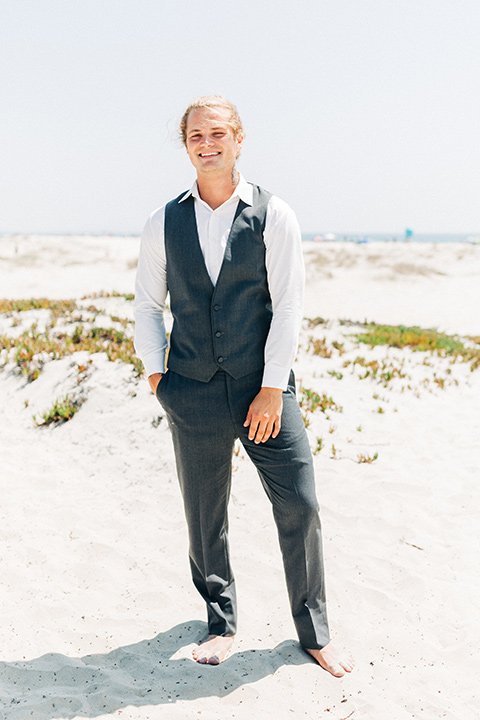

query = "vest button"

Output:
[[215, 331, 222, 338], [217, 356, 224, 363], [213, 304, 220, 311]]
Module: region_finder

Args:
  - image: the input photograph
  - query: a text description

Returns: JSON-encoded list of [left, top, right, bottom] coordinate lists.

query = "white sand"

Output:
[[0, 237, 479, 720]]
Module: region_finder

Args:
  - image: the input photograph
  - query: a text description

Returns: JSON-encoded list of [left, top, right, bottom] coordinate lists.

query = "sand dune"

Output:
[[0, 237, 479, 719]]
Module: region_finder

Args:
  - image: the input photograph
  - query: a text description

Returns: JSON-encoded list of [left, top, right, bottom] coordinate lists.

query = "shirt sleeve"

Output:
[[133, 207, 169, 377], [262, 196, 305, 391]]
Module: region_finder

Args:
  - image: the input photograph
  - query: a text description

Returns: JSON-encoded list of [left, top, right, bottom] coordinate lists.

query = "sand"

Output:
[[0, 236, 479, 720]]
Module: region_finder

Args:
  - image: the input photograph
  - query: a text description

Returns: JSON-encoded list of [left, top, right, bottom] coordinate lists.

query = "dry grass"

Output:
[[0, 294, 142, 380]]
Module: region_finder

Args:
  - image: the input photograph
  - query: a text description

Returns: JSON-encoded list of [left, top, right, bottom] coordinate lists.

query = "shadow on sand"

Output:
[[0, 621, 312, 718]]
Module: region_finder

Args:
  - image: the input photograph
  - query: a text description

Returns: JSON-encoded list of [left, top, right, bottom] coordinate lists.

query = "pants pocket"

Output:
[[155, 370, 170, 404]]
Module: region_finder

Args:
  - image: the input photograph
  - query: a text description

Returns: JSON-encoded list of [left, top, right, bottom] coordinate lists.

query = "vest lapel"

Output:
[[182, 196, 216, 290], [214, 199, 247, 287]]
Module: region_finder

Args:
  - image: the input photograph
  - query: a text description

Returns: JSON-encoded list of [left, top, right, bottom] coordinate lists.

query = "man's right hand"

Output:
[[148, 372, 163, 394]]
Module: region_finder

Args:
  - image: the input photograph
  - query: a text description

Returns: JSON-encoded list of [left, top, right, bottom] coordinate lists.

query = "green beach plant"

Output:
[[357, 452, 378, 464], [308, 337, 333, 358], [0, 294, 143, 380], [33, 394, 83, 426], [299, 386, 343, 414], [352, 323, 480, 370]]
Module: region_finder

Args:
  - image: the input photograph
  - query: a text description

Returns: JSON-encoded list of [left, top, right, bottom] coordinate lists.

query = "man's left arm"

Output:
[[244, 197, 304, 443]]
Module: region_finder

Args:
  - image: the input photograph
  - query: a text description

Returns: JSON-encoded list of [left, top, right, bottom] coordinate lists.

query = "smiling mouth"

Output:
[[199, 152, 220, 157]]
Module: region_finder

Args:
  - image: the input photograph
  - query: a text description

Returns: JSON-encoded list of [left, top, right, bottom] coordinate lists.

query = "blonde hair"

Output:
[[179, 95, 244, 146]]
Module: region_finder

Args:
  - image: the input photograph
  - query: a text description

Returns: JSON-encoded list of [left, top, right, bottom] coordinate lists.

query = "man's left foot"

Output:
[[192, 634, 235, 665], [304, 642, 354, 677]]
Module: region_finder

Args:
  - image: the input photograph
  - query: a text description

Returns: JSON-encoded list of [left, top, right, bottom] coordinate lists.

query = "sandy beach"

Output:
[[0, 236, 479, 720]]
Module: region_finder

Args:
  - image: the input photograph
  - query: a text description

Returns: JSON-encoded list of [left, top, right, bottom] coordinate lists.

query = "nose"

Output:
[[202, 134, 215, 146]]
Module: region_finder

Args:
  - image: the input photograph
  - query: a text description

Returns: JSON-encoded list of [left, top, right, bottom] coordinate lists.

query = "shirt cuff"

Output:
[[261, 363, 292, 391], [140, 351, 166, 378]]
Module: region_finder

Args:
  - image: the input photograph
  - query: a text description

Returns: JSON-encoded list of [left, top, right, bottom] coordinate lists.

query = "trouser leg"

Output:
[[228, 370, 331, 649], [156, 370, 237, 637]]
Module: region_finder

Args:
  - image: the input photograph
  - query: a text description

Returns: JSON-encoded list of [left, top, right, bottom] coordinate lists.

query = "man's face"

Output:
[[185, 107, 243, 176]]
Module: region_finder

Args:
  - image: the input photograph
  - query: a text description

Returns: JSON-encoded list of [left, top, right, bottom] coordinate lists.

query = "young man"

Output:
[[134, 96, 353, 676]]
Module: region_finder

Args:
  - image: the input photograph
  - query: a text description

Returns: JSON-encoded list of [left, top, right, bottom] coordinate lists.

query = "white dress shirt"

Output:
[[134, 175, 305, 391]]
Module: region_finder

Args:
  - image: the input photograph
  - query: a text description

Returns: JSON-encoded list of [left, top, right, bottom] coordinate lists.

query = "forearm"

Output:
[[133, 211, 169, 377], [262, 301, 303, 390], [262, 197, 305, 391], [133, 304, 168, 376]]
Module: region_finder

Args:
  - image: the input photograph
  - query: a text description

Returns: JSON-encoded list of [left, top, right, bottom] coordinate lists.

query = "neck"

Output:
[[196, 167, 240, 210]]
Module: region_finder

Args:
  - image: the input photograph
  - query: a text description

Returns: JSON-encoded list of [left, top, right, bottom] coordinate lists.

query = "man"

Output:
[[134, 96, 353, 676]]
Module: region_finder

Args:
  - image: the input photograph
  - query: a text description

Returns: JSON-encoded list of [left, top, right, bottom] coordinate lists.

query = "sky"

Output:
[[1, 0, 480, 235]]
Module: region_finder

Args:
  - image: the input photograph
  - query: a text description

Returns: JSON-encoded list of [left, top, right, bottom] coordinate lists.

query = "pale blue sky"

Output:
[[1, 0, 479, 234]]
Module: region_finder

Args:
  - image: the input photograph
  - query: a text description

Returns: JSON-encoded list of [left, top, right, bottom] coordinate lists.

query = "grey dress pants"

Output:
[[156, 367, 330, 650]]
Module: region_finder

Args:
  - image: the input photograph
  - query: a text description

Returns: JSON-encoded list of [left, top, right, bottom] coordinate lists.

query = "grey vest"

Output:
[[164, 184, 273, 382]]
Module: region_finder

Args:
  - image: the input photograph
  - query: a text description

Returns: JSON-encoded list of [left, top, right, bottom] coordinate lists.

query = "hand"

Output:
[[243, 387, 283, 444], [148, 372, 163, 394]]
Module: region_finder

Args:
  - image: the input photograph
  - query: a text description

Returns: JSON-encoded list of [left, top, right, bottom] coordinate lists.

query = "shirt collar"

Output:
[[178, 173, 253, 207]]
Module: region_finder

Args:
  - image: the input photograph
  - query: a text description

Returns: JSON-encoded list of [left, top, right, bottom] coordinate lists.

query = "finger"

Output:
[[248, 418, 259, 440], [243, 408, 252, 428], [261, 424, 275, 442], [253, 418, 269, 443], [260, 418, 276, 443], [271, 417, 282, 438]]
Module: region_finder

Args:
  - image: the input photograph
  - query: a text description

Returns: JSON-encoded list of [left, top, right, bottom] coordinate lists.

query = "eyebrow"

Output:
[[188, 125, 227, 134]]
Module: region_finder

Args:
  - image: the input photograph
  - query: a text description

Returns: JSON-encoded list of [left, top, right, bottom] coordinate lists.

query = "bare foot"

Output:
[[192, 635, 235, 665], [304, 642, 354, 677]]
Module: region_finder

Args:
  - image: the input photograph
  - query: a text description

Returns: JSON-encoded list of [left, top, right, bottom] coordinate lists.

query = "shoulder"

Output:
[[141, 205, 165, 245], [265, 193, 300, 231], [247, 182, 298, 225], [147, 205, 165, 225], [145, 188, 191, 229]]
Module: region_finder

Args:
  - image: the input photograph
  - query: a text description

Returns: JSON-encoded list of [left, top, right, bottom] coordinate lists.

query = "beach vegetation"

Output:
[[343, 356, 407, 384], [0, 298, 77, 315], [306, 317, 328, 328], [80, 291, 134, 301], [313, 437, 324, 455], [301, 413, 311, 429], [33, 394, 83, 426], [109, 315, 130, 327], [328, 370, 343, 380], [308, 336, 346, 358], [352, 323, 480, 370], [357, 452, 378, 464], [299, 386, 342, 414], [308, 337, 333, 358], [338, 318, 359, 326], [0, 326, 142, 378], [0, 295, 143, 380]]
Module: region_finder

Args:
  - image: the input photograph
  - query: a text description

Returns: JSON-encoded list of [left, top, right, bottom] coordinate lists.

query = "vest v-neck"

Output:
[[187, 195, 246, 290]]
